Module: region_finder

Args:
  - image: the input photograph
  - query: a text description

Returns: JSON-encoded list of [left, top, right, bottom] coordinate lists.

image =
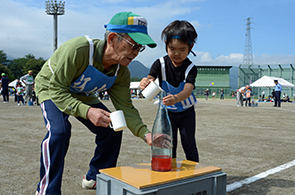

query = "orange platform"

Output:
[[100, 158, 222, 189]]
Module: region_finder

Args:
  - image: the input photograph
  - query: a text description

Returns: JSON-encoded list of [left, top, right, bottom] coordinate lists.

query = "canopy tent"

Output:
[[250, 76, 295, 88], [8, 79, 26, 88], [130, 79, 159, 89], [130, 82, 140, 89]]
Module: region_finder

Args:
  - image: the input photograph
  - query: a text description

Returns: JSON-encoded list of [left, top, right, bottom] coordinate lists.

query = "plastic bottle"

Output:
[[151, 90, 173, 171]]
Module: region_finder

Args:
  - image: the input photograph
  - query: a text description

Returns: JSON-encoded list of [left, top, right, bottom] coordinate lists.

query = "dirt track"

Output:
[[0, 97, 294, 195]]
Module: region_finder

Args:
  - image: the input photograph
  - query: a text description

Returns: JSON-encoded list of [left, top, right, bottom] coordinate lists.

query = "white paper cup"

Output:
[[109, 110, 127, 131], [142, 81, 162, 101]]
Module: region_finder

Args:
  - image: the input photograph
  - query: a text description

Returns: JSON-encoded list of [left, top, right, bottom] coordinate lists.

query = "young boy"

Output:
[[244, 87, 253, 107], [140, 20, 199, 162], [16, 82, 25, 105]]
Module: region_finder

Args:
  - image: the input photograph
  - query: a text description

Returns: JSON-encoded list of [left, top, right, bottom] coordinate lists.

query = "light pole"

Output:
[[45, 0, 65, 52]]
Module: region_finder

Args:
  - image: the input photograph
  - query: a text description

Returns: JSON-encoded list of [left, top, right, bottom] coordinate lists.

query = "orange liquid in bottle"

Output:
[[151, 155, 172, 171]]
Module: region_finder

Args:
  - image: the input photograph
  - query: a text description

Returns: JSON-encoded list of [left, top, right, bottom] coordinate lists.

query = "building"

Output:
[[238, 64, 294, 97], [194, 65, 232, 98]]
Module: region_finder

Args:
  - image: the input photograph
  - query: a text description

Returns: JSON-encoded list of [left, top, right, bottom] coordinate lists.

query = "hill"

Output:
[[128, 60, 239, 90], [128, 60, 149, 78]]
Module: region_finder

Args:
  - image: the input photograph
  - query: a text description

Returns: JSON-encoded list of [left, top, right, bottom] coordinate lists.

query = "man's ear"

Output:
[[107, 32, 117, 47]]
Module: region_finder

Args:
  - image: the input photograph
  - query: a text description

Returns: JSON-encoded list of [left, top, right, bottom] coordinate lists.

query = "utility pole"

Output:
[[243, 17, 253, 66], [45, 0, 65, 52]]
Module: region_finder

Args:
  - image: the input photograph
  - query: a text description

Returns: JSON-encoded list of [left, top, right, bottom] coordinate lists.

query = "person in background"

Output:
[[244, 87, 253, 107], [32, 88, 36, 104], [21, 70, 34, 104], [140, 20, 199, 162], [261, 90, 265, 101], [14, 78, 20, 102], [212, 91, 216, 100], [282, 92, 286, 100], [236, 86, 245, 107], [0, 73, 9, 103], [204, 89, 209, 100], [220, 88, 224, 100], [16, 82, 25, 106], [34, 11, 158, 195], [231, 91, 235, 99], [282, 95, 292, 103], [271, 89, 275, 100], [273, 79, 282, 107]]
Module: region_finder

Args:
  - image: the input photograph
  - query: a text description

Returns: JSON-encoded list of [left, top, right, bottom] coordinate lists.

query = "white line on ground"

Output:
[[226, 159, 295, 192], [264, 107, 295, 112]]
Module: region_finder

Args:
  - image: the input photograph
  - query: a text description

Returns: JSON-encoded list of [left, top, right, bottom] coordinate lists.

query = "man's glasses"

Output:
[[116, 33, 145, 52]]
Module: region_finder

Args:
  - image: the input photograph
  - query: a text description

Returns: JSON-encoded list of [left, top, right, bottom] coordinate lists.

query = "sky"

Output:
[[1, 0, 295, 68]]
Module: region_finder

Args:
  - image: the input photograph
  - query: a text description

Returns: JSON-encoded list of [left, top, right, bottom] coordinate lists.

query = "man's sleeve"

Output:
[[20, 75, 27, 80], [107, 67, 149, 140]]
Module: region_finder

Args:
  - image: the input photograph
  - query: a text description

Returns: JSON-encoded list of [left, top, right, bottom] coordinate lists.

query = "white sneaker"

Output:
[[18, 103, 20, 106], [82, 175, 96, 189], [36, 191, 39, 195]]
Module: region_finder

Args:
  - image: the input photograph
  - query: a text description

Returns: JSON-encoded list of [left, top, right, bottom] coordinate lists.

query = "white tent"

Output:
[[130, 82, 140, 89], [129, 79, 159, 89], [8, 79, 26, 88], [250, 76, 295, 88]]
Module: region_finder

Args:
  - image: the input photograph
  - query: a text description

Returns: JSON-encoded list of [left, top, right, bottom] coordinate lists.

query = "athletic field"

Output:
[[0, 97, 294, 194]]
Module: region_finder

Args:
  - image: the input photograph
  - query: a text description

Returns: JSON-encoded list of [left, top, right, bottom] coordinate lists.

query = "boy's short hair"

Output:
[[161, 20, 198, 48]]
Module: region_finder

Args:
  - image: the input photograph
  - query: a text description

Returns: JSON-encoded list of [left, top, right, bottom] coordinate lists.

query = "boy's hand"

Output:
[[162, 95, 177, 106], [139, 77, 151, 90]]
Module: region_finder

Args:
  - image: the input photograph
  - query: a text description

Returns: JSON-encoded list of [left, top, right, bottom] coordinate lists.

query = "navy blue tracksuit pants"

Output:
[[37, 100, 122, 195]]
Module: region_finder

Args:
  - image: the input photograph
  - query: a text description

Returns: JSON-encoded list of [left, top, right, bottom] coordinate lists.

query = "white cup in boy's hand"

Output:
[[142, 81, 162, 101], [109, 110, 127, 131]]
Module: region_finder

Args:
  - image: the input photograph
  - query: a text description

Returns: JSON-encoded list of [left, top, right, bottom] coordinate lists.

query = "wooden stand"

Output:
[[97, 158, 226, 195]]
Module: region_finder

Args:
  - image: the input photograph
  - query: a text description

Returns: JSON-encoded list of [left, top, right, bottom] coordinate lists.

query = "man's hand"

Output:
[[145, 132, 153, 145], [86, 107, 111, 127]]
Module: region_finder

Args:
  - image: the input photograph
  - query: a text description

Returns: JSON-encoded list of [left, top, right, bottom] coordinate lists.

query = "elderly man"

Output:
[[236, 86, 246, 107], [273, 79, 282, 107], [21, 70, 34, 104], [35, 12, 157, 195]]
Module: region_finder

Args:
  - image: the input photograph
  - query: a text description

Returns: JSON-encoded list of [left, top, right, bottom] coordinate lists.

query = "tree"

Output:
[[8, 58, 26, 79], [7, 54, 45, 79], [0, 63, 10, 75], [24, 54, 35, 60], [0, 63, 14, 81], [131, 77, 142, 81], [24, 58, 45, 75], [0, 50, 11, 66]]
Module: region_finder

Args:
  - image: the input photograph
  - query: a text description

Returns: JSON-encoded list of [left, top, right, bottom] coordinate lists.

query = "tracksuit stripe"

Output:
[[39, 102, 51, 195]]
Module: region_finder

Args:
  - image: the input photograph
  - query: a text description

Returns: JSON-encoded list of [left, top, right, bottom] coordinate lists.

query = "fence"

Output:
[[238, 64, 295, 98]]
